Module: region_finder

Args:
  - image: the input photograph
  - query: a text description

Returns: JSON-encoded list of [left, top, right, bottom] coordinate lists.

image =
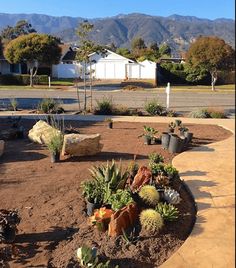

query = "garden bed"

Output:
[[0, 119, 232, 267]]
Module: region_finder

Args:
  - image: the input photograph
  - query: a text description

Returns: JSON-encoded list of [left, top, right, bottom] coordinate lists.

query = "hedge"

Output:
[[0, 74, 49, 85]]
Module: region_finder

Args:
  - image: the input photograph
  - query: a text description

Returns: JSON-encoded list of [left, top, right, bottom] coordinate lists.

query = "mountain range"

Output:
[[0, 13, 234, 54]]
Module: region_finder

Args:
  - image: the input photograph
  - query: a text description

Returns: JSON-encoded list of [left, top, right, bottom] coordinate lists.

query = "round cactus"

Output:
[[139, 185, 160, 207], [163, 188, 181, 204], [140, 209, 164, 233]]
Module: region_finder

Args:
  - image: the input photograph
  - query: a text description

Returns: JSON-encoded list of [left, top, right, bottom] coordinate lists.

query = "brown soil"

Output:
[[0, 119, 232, 268]]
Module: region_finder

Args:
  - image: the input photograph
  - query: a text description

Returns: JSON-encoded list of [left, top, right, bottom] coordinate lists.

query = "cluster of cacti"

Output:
[[155, 172, 170, 187], [155, 202, 179, 221], [138, 185, 160, 207], [140, 209, 163, 233], [163, 188, 181, 204]]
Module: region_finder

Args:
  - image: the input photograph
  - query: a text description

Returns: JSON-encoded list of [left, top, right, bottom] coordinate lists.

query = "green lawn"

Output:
[[156, 84, 235, 92]]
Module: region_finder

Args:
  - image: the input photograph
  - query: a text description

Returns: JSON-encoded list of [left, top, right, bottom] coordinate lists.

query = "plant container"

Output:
[[161, 132, 170, 149], [50, 152, 60, 163], [184, 132, 193, 144], [86, 200, 100, 216], [108, 122, 113, 129], [168, 134, 184, 153], [144, 135, 151, 145]]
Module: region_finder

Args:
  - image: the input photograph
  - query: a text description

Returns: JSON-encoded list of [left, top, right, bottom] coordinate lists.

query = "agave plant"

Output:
[[155, 202, 179, 221], [89, 160, 129, 203]]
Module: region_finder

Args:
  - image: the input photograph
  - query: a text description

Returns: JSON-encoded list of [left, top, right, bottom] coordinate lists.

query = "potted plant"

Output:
[[175, 119, 182, 127], [168, 122, 176, 133], [46, 132, 64, 163], [179, 125, 189, 137], [168, 134, 184, 154], [105, 118, 113, 129], [81, 180, 104, 216], [161, 132, 170, 149], [139, 125, 158, 145]]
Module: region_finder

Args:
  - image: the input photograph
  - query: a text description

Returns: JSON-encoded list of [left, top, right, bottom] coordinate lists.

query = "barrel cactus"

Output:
[[140, 209, 164, 233], [156, 202, 179, 221], [163, 188, 181, 204], [139, 185, 160, 207]]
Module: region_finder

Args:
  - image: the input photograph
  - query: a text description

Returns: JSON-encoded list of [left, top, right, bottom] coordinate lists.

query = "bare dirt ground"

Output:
[[0, 119, 232, 267]]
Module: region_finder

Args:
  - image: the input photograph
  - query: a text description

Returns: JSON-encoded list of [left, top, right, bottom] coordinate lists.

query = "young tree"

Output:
[[4, 33, 61, 87], [76, 21, 105, 111], [116, 48, 132, 58], [186, 36, 235, 91], [1, 20, 36, 43]]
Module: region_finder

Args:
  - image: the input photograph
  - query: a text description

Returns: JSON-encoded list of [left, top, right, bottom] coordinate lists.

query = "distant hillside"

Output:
[[0, 13, 234, 54]]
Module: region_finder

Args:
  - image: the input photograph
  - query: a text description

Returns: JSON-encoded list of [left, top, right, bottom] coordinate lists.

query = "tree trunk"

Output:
[[83, 62, 87, 111], [29, 68, 34, 87], [211, 71, 217, 91], [28, 60, 38, 87]]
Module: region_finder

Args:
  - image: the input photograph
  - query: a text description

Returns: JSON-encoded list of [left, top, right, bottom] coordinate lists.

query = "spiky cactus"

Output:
[[163, 188, 181, 204], [139, 185, 160, 207], [156, 202, 179, 221], [140, 209, 163, 233]]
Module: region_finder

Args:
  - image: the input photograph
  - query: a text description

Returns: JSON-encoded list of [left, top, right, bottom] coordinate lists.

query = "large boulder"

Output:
[[28, 120, 61, 144], [62, 133, 103, 156], [0, 140, 4, 157]]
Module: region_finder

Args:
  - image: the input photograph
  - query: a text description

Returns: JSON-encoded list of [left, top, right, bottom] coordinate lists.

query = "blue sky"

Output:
[[0, 0, 235, 20]]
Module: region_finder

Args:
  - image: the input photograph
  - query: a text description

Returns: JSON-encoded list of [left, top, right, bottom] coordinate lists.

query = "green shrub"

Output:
[[0, 74, 48, 85], [94, 97, 113, 115], [38, 98, 64, 114], [81, 180, 104, 204], [189, 109, 210, 118], [155, 202, 179, 221], [207, 108, 227, 118], [145, 99, 165, 116], [107, 189, 133, 211], [46, 132, 64, 154], [9, 98, 18, 111], [140, 209, 164, 233], [150, 163, 165, 176]]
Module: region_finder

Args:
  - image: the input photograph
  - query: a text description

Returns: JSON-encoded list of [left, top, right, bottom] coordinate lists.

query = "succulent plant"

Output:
[[138, 185, 160, 207], [163, 188, 181, 205], [163, 164, 179, 180], [140, 209, 164, 233], [148, 152, 164, 164], [155, 202, 179, 221], [107, 189, 133, 211], [149, 162, 165, 176], [155, 172, 170, 187]]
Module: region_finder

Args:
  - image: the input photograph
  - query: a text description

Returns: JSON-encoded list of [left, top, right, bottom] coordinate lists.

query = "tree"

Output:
[[159, 43, 171, 57], [1, 20, 36, 43], [131, 37, 146, 51], [76, 21, 105, 111], [116, 48, 132, 58], [186, 36, 235, 91], [4, 33, 61, 87]]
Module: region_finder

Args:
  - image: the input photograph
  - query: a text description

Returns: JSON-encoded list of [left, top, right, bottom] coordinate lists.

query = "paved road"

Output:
[[0, 87, 235, 115]]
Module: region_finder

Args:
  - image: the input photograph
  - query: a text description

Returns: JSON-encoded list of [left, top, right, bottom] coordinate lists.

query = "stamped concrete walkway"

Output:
[[0, 114, 235, 267]]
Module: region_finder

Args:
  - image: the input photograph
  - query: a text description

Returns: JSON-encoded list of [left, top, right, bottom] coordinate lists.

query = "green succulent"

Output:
[[155, 202, 179, 221], [148, 152, 164, 164], [81, 180, 104, 204], [163, 164, 179, 178], [89, 160, 129, 203], [140, 209, 164, 233], [139, 185, 160, 207], [150, 162, 165, 176], [107, 189, 133, 211]]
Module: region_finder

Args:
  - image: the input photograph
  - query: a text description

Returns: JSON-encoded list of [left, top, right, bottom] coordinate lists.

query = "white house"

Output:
[[52, 47, 157, 80]]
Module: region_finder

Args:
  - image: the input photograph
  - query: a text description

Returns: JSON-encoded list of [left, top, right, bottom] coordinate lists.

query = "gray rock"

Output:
[[62, 133, 103, 156]]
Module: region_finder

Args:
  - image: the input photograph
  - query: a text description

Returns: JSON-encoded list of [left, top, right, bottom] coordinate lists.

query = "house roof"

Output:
[[62, 49, 77, 62]]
